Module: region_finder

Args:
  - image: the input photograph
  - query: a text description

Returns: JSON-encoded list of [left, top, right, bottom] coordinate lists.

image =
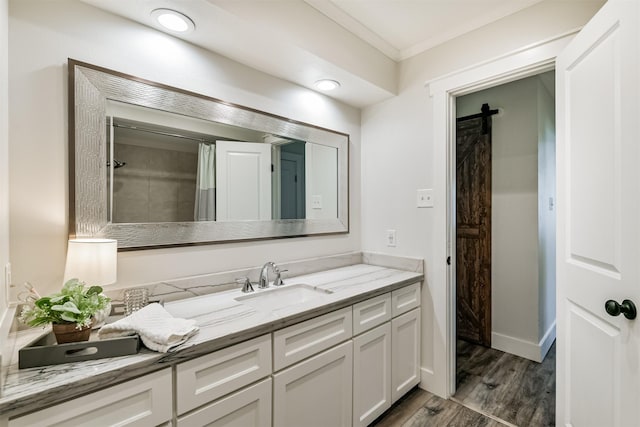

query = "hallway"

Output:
[[373, 340, 556, 426]]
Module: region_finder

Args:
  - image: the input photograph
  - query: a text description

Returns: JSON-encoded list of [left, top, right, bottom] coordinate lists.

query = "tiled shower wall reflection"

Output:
[[112, 143, 197, 223]]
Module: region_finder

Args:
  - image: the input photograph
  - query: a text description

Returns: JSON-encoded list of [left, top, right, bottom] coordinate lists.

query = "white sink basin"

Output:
[[235, 284, 333, 311]]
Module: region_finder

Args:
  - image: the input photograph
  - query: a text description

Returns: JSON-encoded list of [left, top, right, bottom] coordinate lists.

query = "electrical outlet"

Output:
[[417, 189, 434, 208], [312, 195, 323, 209], [386, 230, 397, 247]]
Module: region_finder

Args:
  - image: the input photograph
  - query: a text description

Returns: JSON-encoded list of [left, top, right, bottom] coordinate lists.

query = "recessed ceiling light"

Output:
[[315, 79, 341, 91], [151, 9, 195, 33]]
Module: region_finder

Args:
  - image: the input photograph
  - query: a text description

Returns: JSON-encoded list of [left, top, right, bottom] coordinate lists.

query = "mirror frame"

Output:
[[68, 59, 349, 250]]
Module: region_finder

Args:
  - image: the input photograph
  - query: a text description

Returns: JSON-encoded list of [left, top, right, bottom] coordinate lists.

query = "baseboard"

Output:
[[492, 332, 542, 362], [491, 322, 557, 363], [539, 321, 556, 360]]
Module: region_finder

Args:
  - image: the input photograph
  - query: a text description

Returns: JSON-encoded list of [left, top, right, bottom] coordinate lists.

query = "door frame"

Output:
[[426, 29, 578, 398]]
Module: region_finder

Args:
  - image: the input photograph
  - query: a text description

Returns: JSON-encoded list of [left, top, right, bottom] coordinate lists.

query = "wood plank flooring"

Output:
[[372, 340, 555, 426], [372, 388, 505, 427], [454, 340, 555, 426]]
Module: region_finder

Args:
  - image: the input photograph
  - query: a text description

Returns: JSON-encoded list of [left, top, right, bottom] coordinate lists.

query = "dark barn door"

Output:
[[456, 108, 493, 347]]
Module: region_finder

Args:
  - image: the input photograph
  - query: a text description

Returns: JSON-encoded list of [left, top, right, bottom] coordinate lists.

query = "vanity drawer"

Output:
[[273, 306, 352, 371], [391, 282, 421, 317], [177, 378, 272, 427], [352, 293, 392, 335], [176, 334, 272, 415], [8, 368, 172, 427]]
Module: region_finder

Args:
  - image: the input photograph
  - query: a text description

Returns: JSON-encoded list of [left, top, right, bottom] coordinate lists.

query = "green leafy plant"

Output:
[[20, 279, 111, 329]]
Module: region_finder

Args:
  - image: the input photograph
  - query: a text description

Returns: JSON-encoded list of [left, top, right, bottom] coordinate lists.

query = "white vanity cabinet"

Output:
[[3, 279, 422, 427], [8, 368, 172, 427]]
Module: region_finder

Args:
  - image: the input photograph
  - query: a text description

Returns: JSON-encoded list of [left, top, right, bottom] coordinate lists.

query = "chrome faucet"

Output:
[[258, 262, 280, 289]]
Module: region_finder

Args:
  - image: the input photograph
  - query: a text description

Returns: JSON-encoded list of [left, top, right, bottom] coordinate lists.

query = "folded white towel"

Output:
[[98, 303, 199, 353]]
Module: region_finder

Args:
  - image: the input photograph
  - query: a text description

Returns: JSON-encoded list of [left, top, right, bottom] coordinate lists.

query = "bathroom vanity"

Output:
[[0, 262, 423, 427]]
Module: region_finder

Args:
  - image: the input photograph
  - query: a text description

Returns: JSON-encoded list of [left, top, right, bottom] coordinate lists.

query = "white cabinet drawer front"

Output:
[[273, 306, 352, 371], [391, 308, 421, 402], [391, 282, 421, 317], [9, 369, 172, 427], [353, 293, 392, 335], [273, 341, 353, 427], [176, 334, 271, 415], [177, 378, 272, 427], [353, 323, 392, 427]]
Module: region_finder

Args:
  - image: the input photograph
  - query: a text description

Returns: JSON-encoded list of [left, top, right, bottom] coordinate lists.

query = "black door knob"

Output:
[[605, 299, 637, 320]]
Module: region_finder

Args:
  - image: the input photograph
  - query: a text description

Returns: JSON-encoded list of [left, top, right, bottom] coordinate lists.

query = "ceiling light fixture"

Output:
[[151, 9, 195, 33], [315, 79, 341, 91]]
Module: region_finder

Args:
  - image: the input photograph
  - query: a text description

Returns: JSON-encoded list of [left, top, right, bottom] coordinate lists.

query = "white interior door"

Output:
[[556, 0, 640, 425], [216, 141, 271, 221]]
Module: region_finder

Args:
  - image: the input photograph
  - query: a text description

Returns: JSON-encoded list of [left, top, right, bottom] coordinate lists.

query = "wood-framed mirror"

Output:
[[68, 59, 349, 250]]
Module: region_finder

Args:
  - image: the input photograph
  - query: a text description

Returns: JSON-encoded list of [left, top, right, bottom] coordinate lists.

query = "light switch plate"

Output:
[[417, 189, 434, 208], [386, 230, 397, 247]]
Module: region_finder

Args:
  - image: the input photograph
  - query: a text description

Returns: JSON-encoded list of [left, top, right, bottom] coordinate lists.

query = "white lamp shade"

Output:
[[63, 239, 117, 286]]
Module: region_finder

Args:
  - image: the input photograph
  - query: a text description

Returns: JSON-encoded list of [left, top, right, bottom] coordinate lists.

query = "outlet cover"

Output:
[[417, 189, 434, 208], [311, 195, 322, 209]]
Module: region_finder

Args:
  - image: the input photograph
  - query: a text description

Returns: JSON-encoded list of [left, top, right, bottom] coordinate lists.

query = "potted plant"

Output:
[[20, 278, 111, 344]]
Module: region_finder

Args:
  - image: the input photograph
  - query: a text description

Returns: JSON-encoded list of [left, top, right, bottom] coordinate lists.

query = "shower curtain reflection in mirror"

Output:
[[194, 143, 216, 221]]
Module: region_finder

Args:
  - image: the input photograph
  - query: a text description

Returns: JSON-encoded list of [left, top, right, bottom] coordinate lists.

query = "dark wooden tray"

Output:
[[19, 331, 140, 369]]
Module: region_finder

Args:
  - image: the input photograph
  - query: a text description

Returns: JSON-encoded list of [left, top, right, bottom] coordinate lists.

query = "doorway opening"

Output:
[[452, 71, 557, 424]]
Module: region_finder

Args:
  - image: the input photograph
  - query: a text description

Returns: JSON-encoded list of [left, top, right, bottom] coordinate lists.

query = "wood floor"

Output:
[[372, 340, 555, 426]]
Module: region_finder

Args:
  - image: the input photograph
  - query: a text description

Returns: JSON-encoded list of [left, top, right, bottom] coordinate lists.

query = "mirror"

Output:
[[69, 60, 349, 249]]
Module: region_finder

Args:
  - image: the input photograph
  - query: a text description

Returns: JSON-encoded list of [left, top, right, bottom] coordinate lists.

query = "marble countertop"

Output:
[[0, 263, 422, 418]]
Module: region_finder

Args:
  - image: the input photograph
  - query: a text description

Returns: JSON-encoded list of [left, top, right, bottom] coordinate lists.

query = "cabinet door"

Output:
[[391, 308, 421, 402], [8, 369, 172, 427], [177, 378, 272, 427], [273, 341, 352, 427], [353, 323, 392, 427]]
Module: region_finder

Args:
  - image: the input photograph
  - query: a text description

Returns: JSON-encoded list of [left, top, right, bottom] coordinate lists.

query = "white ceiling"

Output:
[[81, 0, 545, 107]]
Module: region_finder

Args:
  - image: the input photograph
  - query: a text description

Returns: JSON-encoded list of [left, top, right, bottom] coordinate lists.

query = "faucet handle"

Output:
[[274, 269, 288, 287], [236, 277, 254, 293]]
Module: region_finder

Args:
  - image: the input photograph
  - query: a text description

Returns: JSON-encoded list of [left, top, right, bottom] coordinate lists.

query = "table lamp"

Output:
[[63, 238, 117, 286]]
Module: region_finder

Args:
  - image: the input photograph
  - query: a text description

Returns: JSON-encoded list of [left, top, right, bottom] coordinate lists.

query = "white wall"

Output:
[[0, 0, 8, 317], [361, 0, 603, 396], [8, 0, 361, 297], [457, 72, 555, 362]]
